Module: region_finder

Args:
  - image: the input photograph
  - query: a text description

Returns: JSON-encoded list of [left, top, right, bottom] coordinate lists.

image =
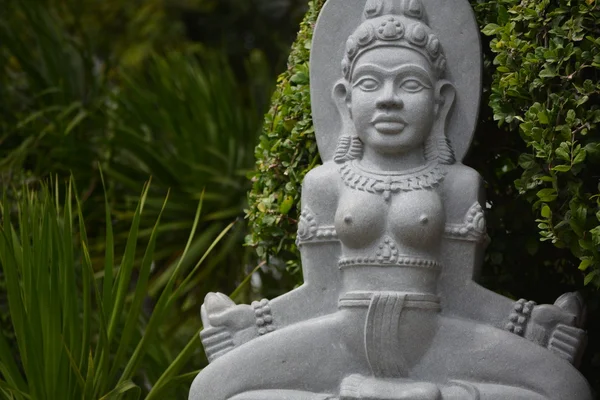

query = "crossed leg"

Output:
[[189, 309, 370, 400], [190, 309, 593, 400], [412, 315, 593, 400]]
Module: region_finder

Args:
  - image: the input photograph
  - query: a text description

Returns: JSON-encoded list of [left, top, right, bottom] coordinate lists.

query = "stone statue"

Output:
[[189, 0, 593, 398]]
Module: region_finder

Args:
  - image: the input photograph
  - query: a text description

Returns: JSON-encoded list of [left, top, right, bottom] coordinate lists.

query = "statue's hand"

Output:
[[199, 292, 257, 363], [203, 292, 255, 330], [526, 292, 587, 365]]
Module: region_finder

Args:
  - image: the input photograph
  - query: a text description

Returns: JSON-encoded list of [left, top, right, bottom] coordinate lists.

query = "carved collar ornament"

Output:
[[339, 159, 446, 201]]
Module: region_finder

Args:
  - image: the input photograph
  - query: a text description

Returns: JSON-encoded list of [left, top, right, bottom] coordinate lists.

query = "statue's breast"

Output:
[[335, 189, 387, 248], [387, 190, 445, 250], [335, 188, 445, 254]]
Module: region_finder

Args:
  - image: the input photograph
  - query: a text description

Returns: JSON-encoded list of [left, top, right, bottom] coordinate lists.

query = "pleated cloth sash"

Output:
[[339, 291, 440, 378]]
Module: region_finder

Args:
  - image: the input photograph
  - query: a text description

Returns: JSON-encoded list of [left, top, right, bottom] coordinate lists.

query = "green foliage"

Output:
[[246, 0, 324, 276], [1, 1, 284, 395], [0, 177, 234, 399], [0, 0, 272, 324], [480, 0, 600, 287], [105, 49, 269, 306], [0, 1, 110, 190]]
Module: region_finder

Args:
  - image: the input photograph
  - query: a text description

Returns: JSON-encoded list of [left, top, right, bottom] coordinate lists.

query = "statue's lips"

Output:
[[371, 115, 406, 134]]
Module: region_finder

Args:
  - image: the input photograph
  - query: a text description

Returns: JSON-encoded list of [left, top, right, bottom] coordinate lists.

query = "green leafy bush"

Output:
[[246, 0, 324, 276], [480, 0, 600, 287]]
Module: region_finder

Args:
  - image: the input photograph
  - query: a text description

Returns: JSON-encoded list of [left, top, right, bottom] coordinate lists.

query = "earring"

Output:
[[334, 135, 363, 163]]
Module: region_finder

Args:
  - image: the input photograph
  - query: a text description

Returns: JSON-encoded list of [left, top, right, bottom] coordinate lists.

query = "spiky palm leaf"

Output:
[[0, 176, 240, 399]]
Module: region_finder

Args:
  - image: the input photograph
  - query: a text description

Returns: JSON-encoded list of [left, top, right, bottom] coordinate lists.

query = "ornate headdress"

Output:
[[341, 0, 447, 81]]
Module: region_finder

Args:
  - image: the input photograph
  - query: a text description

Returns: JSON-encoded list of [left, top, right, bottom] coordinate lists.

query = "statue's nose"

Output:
[[376, 84, 404, 110]]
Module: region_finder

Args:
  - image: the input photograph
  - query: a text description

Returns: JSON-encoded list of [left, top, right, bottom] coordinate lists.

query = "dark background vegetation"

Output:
[[1, 0, 598, 397], [0, 0, 307, 397]]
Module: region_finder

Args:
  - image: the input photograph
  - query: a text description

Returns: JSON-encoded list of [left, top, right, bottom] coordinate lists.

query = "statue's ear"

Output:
[[426, 79, 456, 164], [333, 79, 351, 112], [332, 79, 356, 136], [434, 80, 456, 130]]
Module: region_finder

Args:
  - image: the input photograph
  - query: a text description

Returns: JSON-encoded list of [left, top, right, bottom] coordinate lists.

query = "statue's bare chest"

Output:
[[335, 187, 445, 250]]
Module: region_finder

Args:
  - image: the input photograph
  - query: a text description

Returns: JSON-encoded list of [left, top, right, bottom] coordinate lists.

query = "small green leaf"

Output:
[[497, 5, 509, 24], [482, 23, 500, 36], [290, 72, 308, 85], [279, 195, 294, 214], [537, 188, 557, 202], [579, 259, 592, 271], [573, 148, 586, 164], [555, 143, 570, 161], [552, 165, 571, 172], [584, 270, 598, 286], [518, 153, 535, 169], [541, 205, 552, 218], [539, 67, 557, 78]]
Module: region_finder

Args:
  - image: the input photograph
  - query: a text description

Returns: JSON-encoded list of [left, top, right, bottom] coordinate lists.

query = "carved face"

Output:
[[348, 46, 436, 155]]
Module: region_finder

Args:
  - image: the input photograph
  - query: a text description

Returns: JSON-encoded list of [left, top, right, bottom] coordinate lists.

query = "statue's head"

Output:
[[333, 0, 455, 164]]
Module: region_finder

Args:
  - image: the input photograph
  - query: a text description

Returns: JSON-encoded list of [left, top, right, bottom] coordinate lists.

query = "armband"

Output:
[[252, 299, 275, 336], [505, 298, 536, 336], [296, 207, 338, 246], [444, 202, 488, 243]]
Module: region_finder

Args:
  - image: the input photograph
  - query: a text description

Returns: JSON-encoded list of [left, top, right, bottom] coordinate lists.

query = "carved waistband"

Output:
[[338, 256, 441, 270], [338, 291, 440, 310]]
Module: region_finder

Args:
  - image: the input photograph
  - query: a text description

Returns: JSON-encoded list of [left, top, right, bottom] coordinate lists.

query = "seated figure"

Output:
[[190, 0, 592, 398]]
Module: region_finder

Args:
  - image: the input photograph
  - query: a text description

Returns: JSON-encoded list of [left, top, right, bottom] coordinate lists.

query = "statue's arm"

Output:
[[200, 163, 342, 362], [437, 164, 514, 328], [271, 162, 340, 326], [438, 239, 515, 328], [267, 162, 342, 326], [438, 165, 587, 365], [265, 243, 341, 326]]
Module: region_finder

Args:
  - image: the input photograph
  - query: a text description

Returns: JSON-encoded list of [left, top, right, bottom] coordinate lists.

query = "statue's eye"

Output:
[[355, 77, 380, 91], [400, 79, 426, 92]]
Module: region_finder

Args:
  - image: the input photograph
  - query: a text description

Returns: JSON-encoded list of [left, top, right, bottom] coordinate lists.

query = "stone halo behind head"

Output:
[[363, 0, 426, 21], [310, 0, 482, 163]]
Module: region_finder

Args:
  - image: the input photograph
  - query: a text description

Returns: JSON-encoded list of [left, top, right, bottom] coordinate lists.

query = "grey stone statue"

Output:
[[189, 0, 594, 398]]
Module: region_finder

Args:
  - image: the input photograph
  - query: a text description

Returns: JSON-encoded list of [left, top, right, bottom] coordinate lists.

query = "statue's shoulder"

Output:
[[302, 161, 340, 192], [441, 163, 484, 223], [301, 161, 340, 217]]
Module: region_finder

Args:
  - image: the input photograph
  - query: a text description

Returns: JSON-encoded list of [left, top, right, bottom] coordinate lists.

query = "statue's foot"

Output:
[[229, 390, 336, 400], [547, 291, 588, 366], [554, 292, 586, 327], [339, 375, 441, 400], [439, 381, 480, 400]]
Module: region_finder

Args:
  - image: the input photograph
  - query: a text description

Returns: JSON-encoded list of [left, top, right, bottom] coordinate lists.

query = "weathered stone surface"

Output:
[[190, 0, 592, 398]]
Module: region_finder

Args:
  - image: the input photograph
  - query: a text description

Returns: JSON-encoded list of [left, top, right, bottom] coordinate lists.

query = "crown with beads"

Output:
[[341, 0, 446, 80]]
